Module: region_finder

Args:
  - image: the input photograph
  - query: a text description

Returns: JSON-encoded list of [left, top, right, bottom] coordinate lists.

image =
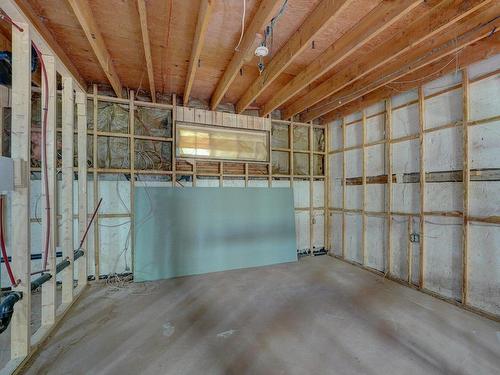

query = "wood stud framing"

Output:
[[10, 0, 86, 89], [418, 86, 425, 288], [76, 91, 88, 287], [260, 0, 422, 117], [0, 9, 91, 371], [2, 4, 499, 374], [130, 91, 136, 273], [10, 21, 31, 360], [361, 111, 366, 266], [326, 65, 500, 322], [300, 0, 495, 122], [210, 0, 281, 110], [40, 53, 57, 327], [385, 99, 393, 275], [236, 0, 353, 114], [341, 118, 346, 259], [92, 84, 99, 278], [270, 118, 327, 253], [67, 0, 122, 97], [184, 0, 213, 106], [136, 0, 156, 102], [61, 76, 74, 306], [462, 68, 470, 305]]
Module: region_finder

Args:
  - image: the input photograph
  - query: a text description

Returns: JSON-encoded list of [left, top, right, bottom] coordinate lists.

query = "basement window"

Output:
[[176, 123, 269, 162]]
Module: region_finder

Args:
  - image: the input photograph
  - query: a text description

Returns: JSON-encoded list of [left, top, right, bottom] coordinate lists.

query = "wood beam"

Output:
[[10, 20, 31, 359], [184, 0, 214, 106], [67, 0, 123, 97], [321, 34, 500, 121], [209, 0, 281, 110], [40, 53, 57, 328], [76, 91, 88, 287], [14, 0, 86, 89], [137, 0, 156, 102], [284, 0, 490, 120], [260, 0, 423, 117], [236, 0, 353, 114], [461, 67, 470, 305], [312, 4, 499, 122], [61, 76, 74, 305]]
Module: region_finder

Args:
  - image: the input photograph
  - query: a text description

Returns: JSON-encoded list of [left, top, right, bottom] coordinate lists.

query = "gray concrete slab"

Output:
[[21, 257, 500, 375]]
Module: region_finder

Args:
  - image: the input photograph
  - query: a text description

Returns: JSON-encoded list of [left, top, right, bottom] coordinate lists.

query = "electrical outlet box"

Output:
[[0, 156, 14, 194]]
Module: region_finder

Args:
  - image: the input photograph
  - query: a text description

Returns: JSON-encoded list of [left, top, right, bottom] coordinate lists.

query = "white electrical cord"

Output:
[[234, 0, 246, 51]]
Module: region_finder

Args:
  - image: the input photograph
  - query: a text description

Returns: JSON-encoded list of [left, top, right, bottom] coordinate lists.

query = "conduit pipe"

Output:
[[0, 199, 102, 334]]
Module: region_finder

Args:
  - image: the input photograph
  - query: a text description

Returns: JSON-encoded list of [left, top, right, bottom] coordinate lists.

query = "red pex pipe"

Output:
[[0, 196, 18, 287]]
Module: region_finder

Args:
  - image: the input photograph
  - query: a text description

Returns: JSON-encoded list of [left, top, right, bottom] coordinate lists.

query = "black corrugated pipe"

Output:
[[0, 292, 22, 334]]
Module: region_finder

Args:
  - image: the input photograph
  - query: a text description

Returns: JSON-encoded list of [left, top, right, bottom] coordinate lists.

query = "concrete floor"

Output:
[[21, 257, 500, 375]]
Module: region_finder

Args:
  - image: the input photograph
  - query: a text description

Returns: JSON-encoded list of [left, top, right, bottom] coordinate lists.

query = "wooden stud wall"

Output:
[[418, 86, 425, 289], [10, 21, 31, 361], [270, 118, 327, 253], [40, 53, 56, 328], [1, 15, 89, 374], [326, 66, 500, 322], [81, 88, 327, 273], [385, 99, 392, 275], [461, 68, 470, 306], [61, 76, 74, 306], [76, 91, 88, 288]]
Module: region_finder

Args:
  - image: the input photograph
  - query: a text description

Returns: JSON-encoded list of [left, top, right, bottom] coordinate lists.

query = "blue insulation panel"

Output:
[[133, 187, 297, 281]]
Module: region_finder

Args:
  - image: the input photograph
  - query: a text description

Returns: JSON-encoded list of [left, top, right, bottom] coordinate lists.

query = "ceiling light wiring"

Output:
[[234, 0, 246, 51]]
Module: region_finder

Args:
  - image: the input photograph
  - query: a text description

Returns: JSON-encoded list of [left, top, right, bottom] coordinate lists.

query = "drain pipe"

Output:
[[0, 198, 102, 335], [1, 248, 83, 334], [0, 291, 22, 334], [1, 249, 90, 334]]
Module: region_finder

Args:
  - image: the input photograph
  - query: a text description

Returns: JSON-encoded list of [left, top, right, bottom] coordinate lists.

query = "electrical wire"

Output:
[[234, 0, 246, 51], [31, 43, 52, 272], [0, 12, 53, 283], [310, 45, 464, 116], [0, 12, 23, 32], [0, 196, 19, 286]]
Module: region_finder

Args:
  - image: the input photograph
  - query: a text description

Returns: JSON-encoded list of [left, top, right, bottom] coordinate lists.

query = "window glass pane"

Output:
[[177, 123, 269, 162]]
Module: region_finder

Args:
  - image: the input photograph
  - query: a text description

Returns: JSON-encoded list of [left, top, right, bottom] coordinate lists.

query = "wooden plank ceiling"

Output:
[[8, 0, 499, 123]]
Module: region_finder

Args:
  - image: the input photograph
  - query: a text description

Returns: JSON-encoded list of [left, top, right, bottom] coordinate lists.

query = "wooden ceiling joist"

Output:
[[259, 0, 423, 117], [13, 0, 86, 88], [209, 0, 282, 110], [235, 0, 353, 114], [283, 0, 491, 121], [323, 33, 500, 122], [67, 0, 123, 98], [137, 0, 156, 102], [184, 0, 214, 106], [317, 5, 500, 123]]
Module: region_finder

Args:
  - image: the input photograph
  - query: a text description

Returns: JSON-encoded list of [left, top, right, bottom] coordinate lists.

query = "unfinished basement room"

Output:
[[0, 0, 499, 374]]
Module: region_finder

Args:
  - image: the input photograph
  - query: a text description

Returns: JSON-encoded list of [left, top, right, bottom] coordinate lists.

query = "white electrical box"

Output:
[[0, 156, 14, 194]]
